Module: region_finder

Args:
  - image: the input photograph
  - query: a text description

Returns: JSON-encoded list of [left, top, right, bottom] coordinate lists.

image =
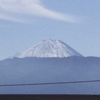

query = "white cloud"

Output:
[[0, 0, 78, 23]]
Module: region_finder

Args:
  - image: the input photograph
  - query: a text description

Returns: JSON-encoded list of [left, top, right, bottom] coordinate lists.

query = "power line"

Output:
[[0, 80, 100, 87]]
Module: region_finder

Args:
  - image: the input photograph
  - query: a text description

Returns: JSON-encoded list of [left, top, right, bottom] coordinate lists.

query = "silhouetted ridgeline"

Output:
[[0, 56, 100, 94]]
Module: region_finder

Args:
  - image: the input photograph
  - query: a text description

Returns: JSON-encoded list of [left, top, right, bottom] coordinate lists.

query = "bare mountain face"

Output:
[[0, 57, 100, 94], [15, 39, 83, 58]]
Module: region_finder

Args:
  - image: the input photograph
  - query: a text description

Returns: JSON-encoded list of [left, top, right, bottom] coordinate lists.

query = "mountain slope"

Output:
[[0, 56, 100, 94], [15, 39, 83, 58]]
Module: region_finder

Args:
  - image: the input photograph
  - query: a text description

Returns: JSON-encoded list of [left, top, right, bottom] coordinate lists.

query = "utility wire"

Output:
[[0, 80, 100, 87]]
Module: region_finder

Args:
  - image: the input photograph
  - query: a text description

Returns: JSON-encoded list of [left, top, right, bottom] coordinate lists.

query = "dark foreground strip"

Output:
[[0, 95, 100, 100]]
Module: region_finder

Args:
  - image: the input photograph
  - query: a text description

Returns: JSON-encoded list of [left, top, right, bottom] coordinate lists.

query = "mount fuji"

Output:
[[15, 39, 83, 58], [0, 39, 100, 94]]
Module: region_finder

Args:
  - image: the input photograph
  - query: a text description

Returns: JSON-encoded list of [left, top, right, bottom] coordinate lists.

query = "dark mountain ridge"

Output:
[[0, 56, 100, 67], [0, 56, 100, 94]]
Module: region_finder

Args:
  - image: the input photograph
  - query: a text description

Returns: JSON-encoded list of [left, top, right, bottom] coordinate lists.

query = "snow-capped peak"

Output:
[[15, 39, 83, 58]]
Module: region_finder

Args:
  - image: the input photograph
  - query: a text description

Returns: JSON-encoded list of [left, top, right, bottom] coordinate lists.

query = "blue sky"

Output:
[[0, 0, 100, 60]]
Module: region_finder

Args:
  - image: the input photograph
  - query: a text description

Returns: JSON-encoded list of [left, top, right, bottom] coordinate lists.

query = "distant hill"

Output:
[[0, 56, 100, 94]]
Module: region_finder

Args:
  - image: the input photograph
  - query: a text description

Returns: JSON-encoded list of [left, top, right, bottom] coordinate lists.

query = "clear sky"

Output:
[[0, 0, 100, 60]]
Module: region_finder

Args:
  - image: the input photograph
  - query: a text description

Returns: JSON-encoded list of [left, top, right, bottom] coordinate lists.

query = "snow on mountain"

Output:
[[15, 39, 83, 58]]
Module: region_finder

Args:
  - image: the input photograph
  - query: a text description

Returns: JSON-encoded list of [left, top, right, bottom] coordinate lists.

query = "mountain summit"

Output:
[[15, 39, 83, 58]]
